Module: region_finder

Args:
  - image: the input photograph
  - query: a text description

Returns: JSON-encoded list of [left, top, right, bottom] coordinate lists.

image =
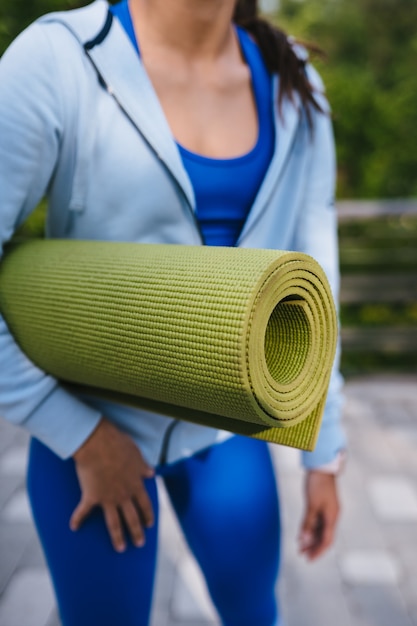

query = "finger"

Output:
[[301, 527, 322, 558], [300, 514, 327, 558], [307, 513, 336, 560], [135, 485, 154, 529], [104, 505, 126, 553], [141, 462, 155, 479], [307, 535, 328, 560], [317, 509, 338, 553], [300, 501, 319, 534], [120, 500, 145, 548], [299, 507, 319, 552], [70, 498, 94, 532]]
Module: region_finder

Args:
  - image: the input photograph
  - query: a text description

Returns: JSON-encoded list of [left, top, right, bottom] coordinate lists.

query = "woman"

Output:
[[0, 0, 345, 624]]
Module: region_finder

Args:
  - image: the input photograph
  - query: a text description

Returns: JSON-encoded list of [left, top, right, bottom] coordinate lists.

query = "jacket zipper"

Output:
[[82, 11, 204, 245]]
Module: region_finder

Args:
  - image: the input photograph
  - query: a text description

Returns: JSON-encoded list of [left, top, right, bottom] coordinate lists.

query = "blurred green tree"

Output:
[[0, 0, 75, 54], [1, 0, 416, 198], [277, 0, 417, 198], [0, 1, 118, 53]]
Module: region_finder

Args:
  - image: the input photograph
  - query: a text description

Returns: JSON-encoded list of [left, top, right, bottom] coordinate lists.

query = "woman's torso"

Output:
[[4, 2, 330, 466]]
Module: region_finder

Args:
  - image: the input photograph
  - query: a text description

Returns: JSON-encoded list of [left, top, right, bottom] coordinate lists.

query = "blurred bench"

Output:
[[338, 200, 417, 355]]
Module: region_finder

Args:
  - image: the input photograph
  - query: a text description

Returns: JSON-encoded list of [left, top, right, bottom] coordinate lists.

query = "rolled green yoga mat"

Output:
[[0, 240, 338, 451]]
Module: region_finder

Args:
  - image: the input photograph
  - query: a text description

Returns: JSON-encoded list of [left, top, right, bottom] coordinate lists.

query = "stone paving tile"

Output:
[[277, 372, 417, 626], [280, 554, 354, 626], [0, 568, 55, 626], [336, 377, 417, 626], [367, 476, 417, 521], [352, 427, 401, 473], [1, 376, 417, 626], [0, 446, 28, 476], [150, 479, 185, 626], [273, 445, 301, 473], [272, 446, 354, 626], [381, 525, 417, 623], [0, 423, 20, 456], [339, 549, 401, 585], [337, 464, 387, 550], [0, 524, 34, 594], [21, 534, 49, 569], [170, 553, 219, 624], [1, 488, 32, 524], [44, 608, 61, 626], [384, 525, 417, 566], [343, 404, 402, 472], [401, 575, 417, 626], [346, 376, 417, 401], [151, 479, 219, 626], [385, 427, 417, 475], [0, 476, 22, 511], [344, 585, 414, 626]]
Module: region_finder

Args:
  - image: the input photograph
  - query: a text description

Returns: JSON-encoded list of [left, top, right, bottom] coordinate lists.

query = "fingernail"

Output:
[[135, 539, 145, 548], [116, 543, 126, 553], [299, 532, 312, 549]]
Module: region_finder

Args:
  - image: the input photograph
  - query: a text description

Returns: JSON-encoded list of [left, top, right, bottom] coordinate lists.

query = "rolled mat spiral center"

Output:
[[0, 240, 338, 451]]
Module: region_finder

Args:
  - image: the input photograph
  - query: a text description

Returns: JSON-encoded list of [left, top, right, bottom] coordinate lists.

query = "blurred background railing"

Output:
[[338, 200, 417, 377]]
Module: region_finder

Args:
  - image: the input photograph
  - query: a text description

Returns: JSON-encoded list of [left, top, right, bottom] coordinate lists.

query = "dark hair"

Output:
[[233, 0, 324, 125]]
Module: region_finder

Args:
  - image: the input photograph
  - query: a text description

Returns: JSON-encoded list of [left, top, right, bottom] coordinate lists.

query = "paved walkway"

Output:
[[1, 375, 417, 626]]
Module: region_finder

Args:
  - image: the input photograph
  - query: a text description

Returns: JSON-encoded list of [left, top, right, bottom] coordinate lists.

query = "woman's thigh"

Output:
[[162, 435, 281, 626], [27, 438, 159, 626]]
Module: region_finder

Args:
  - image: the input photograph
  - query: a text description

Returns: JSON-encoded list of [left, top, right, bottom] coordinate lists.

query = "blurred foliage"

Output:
[[342, 303, 417, 328], [0, 0, 77, 53], [0, 0, 118, 53], [339, 214, 417, 272], [1, 0, 416, 198], [338, 215, 417, 376], [341, 352, 417, 377], [276, 0, 417, 199]]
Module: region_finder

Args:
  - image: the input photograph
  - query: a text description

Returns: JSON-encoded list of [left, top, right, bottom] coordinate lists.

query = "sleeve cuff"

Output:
[[22, 385, 102, 459], [301, 418, 346, 470], [307, 449, 347, 474]]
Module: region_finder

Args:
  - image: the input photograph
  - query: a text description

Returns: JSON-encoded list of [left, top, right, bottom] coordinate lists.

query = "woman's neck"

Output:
[[128, 0, 238, 61], [126, 0, 257, 159]]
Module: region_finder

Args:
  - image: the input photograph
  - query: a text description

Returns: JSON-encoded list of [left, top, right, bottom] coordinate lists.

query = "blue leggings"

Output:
[[27, 434, 281, 626]]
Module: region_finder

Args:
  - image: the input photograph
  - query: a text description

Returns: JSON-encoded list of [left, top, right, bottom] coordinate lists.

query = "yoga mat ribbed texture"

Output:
[[0, 240, 337, 450]]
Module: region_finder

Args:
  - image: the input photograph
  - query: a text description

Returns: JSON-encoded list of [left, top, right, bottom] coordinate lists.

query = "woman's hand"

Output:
[[70, 418, 155, 552], [298, 470, 340, 561]]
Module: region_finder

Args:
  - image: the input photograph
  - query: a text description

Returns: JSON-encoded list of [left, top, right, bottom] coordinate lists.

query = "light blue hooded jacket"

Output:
[[0, 0, 345, 468]]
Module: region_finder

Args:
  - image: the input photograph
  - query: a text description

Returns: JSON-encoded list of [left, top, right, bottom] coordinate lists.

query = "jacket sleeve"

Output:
[[292, 69, 346, 469], [0, 23, 101, 458]]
